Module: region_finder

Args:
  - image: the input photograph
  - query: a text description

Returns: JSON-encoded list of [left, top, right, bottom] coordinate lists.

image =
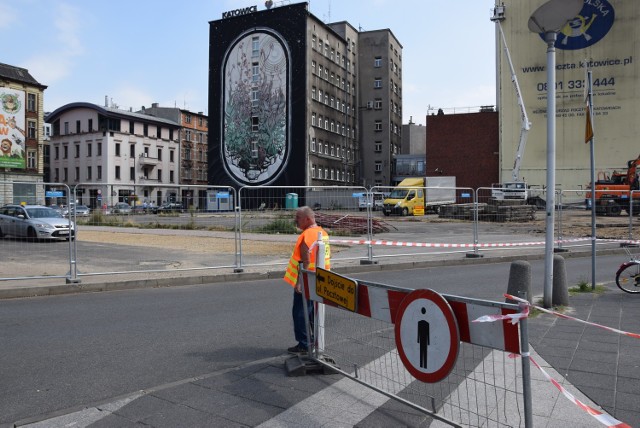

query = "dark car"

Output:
[[157, 202, 184, 213]]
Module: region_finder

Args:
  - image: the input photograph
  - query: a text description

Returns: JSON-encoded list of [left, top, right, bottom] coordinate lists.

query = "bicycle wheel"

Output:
[[615, 261, 640, 293]]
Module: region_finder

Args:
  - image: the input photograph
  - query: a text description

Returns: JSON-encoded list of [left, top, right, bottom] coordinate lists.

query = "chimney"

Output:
[[105, 95, 108, 107], [151, 103, 159, 108]]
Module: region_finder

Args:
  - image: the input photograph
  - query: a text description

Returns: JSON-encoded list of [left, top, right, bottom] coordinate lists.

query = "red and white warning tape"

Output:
[[472, 304, 529, 325], [504, 294, 640, 339], [329, 237, 591, 248], [509, 354, 631, 428], [474, 301, 635, 427]]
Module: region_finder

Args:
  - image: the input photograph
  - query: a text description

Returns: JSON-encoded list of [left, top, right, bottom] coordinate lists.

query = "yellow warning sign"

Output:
[[315, 267, 357, 312], [413, 205, 425, 216]]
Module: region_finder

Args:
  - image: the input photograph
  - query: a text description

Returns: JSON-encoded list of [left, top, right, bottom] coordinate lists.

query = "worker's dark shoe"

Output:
[[287, 344, 308, 354]]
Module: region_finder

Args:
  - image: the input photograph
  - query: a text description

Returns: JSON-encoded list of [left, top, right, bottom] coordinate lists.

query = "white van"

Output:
[[358, 192, 385, 211]]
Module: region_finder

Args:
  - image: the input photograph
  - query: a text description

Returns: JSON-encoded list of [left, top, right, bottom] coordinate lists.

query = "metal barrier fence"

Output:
[[1, 182, 638, 283], [301, 270, 532, 427]]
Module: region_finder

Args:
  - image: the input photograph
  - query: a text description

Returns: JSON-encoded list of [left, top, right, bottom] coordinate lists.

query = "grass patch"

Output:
[[255, 218, 298, 234], [568, 277, 607, 294]]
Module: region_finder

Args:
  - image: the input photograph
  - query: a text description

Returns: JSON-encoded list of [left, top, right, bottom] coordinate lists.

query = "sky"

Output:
[[1, 0, 497, 126]]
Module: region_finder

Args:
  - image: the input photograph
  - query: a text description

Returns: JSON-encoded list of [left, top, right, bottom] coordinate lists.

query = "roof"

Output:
[[0, 62, 47, 89], [45, 102, 180, 127]]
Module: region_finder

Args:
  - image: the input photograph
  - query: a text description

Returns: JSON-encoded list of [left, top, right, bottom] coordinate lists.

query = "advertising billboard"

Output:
[[0, 88, 26, 169], [497, 0, 638, 190]]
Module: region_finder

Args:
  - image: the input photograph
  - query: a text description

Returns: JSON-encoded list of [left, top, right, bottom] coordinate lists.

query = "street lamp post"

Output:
[[528, 0, 583, 308]]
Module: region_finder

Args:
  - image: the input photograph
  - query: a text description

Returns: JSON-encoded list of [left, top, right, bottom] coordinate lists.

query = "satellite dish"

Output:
[[528, 0, 583, 33]]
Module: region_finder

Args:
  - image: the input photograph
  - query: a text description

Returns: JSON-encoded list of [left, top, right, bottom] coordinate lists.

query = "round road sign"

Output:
[[394, 289, 459, 383]]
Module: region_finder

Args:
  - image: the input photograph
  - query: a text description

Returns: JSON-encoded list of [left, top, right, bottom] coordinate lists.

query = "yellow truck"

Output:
[[382, 176, 456, 216]]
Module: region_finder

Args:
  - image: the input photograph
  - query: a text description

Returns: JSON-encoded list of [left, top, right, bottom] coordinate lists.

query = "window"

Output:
[[63, 145, 68, 159], [88, 119, 93, 132], [115, 166, 120, 180], [169, 170, 174, 183], [27, 120, 36, 139], [87, 166, 92, 180], [324, 143, 328, 155], [185, 130, 191, 141], [157, 169, 162, 181], [54, 168, 59, 181], [157, 148, 162, 161], [27, 93, 36, 111], [311, 61, 316, 74], [54, 146, 59, 160], [64, 122, 69, 134], [63, 167, 68, 181], [375, 99, 383, 109], [87, 143, 92, 157], [97, 165, 102, 180], [311, 87, 316, 100], [251, 116, 259, 132], [375, 142, 382, 152], [185, 147, 191, 160], [252, 36, 259, 57], [311, 165, 316, 178], [330, 145, 335, 156], [115, 143, 121, 156], [324, 168, 328, 179], [97, 142, 102, 156], [324, 119, 328, 130], [143, 124, 148, 136], [375, 161, 382, 172], [129, 121, 135, 134], [330, 169, 334, 180], [130, 166, 135, 180], [375, 121, 382, 131], [27, 150, 36, 168], [312, 35, 316, 49], [170, 150, 175, 162], [252, 62, 259, 82], [311, 138, 316, 152], [374, 57, 382, 67], [312, 113, 316, 127], [374, 79, 382, 88], [129, 144, 135, 157], [75, 144, 80, 158]]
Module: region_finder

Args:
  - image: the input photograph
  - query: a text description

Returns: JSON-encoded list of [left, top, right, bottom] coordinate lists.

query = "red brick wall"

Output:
[[426, 111, 499, 191]]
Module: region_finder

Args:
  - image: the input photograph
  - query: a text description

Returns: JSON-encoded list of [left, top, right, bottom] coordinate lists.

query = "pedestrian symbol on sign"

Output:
[[395, 289, 460, 383]]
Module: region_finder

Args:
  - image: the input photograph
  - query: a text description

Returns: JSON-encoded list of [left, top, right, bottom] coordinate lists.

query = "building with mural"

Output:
[[208, 2, 401, 197], [0, 63, 47, 204], [495, 0, 638, 191]]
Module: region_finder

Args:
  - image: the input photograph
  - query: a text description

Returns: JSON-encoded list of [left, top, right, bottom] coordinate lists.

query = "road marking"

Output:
[[258, 351, 409, 427], [21, 393, 143, 428]]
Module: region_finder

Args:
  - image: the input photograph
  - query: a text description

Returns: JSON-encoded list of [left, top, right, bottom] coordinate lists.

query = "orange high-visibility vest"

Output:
[[283, 226, 331, 287]]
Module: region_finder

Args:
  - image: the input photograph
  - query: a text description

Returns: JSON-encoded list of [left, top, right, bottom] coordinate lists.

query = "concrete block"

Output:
[[552, 255, 569, 306], [506, 260, 532, 303]]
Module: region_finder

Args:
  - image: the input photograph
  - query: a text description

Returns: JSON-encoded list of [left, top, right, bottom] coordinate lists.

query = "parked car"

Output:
[[111, 202, 132, 214], [157, 202, 184, 213], [62, 204, 90, 217], [0, 204, 75, 240]]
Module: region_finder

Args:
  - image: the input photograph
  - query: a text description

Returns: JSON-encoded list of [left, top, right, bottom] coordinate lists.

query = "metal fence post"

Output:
[[519, 301, 533, 428], [66, 185, 80, 284], [234, 188, 244, 273]]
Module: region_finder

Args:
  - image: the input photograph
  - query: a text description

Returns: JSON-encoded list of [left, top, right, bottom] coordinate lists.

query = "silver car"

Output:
[[0, 205, 75, 240]]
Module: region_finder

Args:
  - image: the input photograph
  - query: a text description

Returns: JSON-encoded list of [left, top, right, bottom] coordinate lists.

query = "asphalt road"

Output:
[[0, 254, 623, 426]]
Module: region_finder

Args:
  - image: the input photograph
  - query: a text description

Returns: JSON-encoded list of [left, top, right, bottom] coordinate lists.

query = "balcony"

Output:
[[138, 153, 159, 166]]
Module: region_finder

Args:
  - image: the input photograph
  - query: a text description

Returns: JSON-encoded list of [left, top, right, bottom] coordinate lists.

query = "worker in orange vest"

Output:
[[283, 206, 330, 354]]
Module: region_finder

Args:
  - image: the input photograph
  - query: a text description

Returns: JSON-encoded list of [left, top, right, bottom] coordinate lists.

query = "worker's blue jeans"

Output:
[[292, 290, 314, 349]]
